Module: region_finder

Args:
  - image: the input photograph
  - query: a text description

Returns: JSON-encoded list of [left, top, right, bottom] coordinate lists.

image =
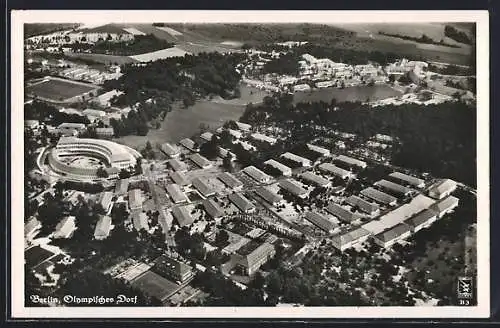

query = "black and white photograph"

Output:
[[10, 10, 490, 318]]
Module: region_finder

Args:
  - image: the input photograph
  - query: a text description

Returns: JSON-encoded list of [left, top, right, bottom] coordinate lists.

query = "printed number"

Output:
[[459, 299, 470, 306]]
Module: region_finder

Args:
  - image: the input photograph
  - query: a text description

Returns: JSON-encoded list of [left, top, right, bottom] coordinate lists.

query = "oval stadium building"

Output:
[[48, 137, 141, 180]]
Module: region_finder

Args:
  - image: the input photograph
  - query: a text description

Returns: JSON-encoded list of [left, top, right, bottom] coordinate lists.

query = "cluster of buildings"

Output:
[[61, 66, 123, 85], [242, 51, 386, 93], [25, 29, 135, 50], [328, 173, 459, 251], [385, 58, 429, 79]]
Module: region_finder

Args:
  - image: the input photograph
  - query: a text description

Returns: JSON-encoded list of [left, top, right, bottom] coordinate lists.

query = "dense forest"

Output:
[[378, 31, 459, 48], [239, 96, 476, 187], [104, 52, 245, 106], [64, 34, 175, 56], [444, 25, 473, 45]]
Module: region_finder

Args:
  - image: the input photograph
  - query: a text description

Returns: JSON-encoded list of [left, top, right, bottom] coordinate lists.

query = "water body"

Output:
[[115, 85, 400, 149], [293, 85, 403, 104]]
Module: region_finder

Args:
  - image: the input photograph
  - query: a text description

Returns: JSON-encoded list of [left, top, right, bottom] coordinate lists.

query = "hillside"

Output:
[[24, 23, 79, 38]]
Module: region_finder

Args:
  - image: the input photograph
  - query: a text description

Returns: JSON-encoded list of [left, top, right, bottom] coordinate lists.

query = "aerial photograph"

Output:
[[22, 19, 478, 308]]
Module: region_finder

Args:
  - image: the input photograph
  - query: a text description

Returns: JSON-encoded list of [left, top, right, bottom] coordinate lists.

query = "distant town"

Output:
[[23, 22, 477, 307]]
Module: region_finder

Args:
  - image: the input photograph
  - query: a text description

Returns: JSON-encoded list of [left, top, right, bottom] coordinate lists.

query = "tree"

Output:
[[145, 141, 153, 151], [214, 230, 229, 247], [135, 158, 143, 175], [222, 153, 233, 172], [96, 167, 109, 178], [199, 135, 219, 160], [223, 120, 239, 130], [119, 169, 131, 179]]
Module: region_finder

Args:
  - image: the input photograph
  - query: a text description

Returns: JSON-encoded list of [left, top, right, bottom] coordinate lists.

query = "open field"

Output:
[[74, 23, 241, 55], [336, 23, 473, 44], [114, 100, 247, 149], [155, 26, 183, 37], [131, 271, 181, 301], [211, 85, 270, 105], [332, 23, 473, 65], [177, 42, 242, 55], [113, 84, 261, 149], [65, 52, 137, 65], [130, 46, 190, 62], [293, 85, 402, 104], [26, 77, 99, 102]]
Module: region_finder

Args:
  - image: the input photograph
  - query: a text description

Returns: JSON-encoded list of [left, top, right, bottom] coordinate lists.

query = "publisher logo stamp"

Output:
[[457, 277, 473, 300]]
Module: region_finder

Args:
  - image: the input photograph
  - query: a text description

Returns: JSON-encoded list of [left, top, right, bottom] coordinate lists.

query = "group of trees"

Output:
[[63, 34, 175, 56], [190, 270, 267, 306], [102, 52, 245, 137], [261, 53, 301, 76], [428, 63, 475, 76], [140, 141, 156, 159], [174, 228, 207, 261], [378, 31, 459, 48], [109, 110, 150, 137], [444, 25, 473, 45], [103, 52, 245, 108], [24, 101, 90, 126], [199, 135, 219, 160]]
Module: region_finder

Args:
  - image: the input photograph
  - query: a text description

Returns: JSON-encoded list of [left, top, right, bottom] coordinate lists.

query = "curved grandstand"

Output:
[[48, 137, 141, 180]]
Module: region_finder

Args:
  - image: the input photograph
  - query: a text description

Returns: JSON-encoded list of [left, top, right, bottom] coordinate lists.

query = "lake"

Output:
[[114, 84, 400, 150], [293, 85, 402, 104]]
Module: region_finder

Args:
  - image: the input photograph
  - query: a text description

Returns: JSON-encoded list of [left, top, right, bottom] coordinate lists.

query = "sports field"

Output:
[[26, 78, 99, 102], [131, 270, 181, 301]]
